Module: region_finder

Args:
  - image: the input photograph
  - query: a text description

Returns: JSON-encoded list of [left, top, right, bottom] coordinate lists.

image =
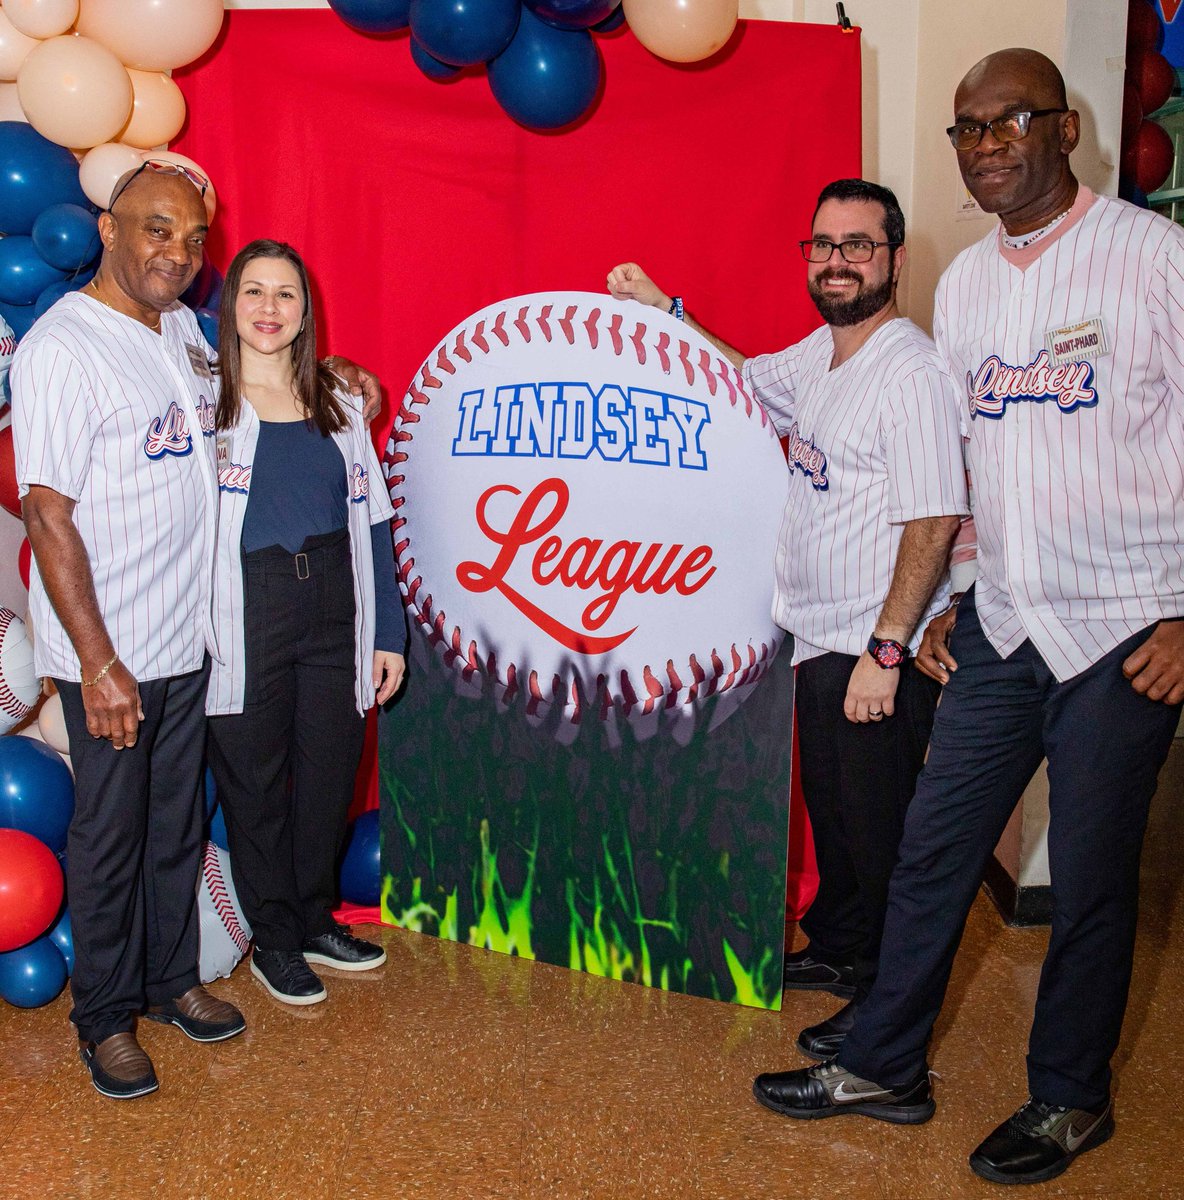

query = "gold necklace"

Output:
[[85, 279, 162, 333]]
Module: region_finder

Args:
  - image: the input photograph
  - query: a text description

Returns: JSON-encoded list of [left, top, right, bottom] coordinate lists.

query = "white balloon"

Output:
[[36, 688, 68, 753], [197, 840, 252, 983], [78, 139, 141, 209], [2, 0, 78, 40], [0, 10, 37, 83], [0, 79, 26, 121], [0, 608, 41, 735]]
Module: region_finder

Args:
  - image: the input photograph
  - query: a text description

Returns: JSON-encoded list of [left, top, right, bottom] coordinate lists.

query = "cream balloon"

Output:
[[36, 690, 69, 754], [78, 140, 140, 207], [119, 68, 185, 149], [2, 0, 78, 39], [621, 0, 738, 64], [0, 79, 26, 121], [0, 10, 37, 82], [140, 148, 216, 222], [17, 34, 133, 149], [75, 0, 223, 72]]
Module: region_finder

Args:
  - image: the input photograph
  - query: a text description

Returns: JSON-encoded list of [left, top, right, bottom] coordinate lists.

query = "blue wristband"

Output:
[[667, 295, 684, 321]]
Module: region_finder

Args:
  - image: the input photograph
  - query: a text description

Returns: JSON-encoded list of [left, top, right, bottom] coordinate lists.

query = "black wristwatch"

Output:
[[867, 634, 909, 669]]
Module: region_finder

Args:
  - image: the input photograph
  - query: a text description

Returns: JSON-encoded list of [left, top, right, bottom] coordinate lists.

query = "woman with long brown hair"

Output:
[[205, 239, 404, 1005]]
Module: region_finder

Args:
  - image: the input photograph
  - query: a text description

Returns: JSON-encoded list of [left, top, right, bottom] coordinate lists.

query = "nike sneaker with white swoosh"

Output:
[[752, 1057, 936, 1124], [968, 1096, 1115, 1184]]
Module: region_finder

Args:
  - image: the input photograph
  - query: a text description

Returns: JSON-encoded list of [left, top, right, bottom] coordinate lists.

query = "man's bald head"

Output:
[[955, 49, 1068, 116]]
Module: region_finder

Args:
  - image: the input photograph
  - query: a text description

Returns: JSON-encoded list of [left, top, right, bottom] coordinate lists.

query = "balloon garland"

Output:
[[328, 0, 741, 132], [1120, 0, 1177, 204]]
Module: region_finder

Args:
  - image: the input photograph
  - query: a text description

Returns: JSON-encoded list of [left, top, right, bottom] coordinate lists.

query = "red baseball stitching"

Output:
[[0, 610, 33, 722], [203, 841, 249, 955], [383, 301, 778, 717]]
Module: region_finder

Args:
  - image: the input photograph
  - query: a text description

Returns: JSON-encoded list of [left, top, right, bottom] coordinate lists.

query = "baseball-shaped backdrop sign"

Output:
[[385, 291, 788, 720]]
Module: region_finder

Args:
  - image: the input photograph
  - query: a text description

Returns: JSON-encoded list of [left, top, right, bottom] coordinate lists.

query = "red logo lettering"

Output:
[[456, 477, 715, 656]]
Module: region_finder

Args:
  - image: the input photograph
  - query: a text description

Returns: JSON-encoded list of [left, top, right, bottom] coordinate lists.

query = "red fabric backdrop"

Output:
[[174, 11, 861, 924]]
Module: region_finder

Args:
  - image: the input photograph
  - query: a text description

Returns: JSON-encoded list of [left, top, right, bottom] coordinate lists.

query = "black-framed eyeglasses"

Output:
[[945, 108, 1067, 151], [799, 238, 900, 264], [108, 157, 210, 211]]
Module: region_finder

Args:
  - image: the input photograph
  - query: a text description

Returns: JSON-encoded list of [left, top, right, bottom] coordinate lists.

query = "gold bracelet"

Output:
[[82, 653, 118, 688]]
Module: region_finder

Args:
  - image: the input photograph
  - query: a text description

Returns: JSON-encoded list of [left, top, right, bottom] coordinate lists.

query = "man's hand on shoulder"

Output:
[[607, 262, 670, 311], [1123, 619, 1184, 706], [324, 356, 382, 424]]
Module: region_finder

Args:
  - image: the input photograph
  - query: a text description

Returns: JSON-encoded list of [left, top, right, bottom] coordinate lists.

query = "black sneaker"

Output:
[[753, 1057, 935, 1124], [302, 926, 386, 972], [969, 1097, 1115, 1185], [783, 945, 856, 999], [251, 949, 327, 1006], [796, 998, 859, 1060]]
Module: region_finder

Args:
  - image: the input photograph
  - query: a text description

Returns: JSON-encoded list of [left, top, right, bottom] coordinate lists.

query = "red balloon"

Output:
[[17, 538, 30, 590], [1122, 119, 1175, 196], [1127, 0, 1163, 54], [1122, 81, 1144, 145], [0, 426, 19, 519], [0, 828, 64, 952], [1128, 49, 1175, 117]]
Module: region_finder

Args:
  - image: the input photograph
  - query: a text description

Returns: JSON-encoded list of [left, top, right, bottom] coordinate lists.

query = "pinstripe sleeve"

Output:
[[1145, 227, 1184, 416], [881, 365, 969, 524], [11, 335, 95, 502], [742, 341, 805, 435]]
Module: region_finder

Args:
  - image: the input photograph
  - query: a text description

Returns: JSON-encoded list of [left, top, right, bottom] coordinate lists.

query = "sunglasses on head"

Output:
[[108, 158, 210, 211]]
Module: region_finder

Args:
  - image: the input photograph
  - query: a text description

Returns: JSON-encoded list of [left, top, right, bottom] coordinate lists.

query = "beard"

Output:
[[808, 267, 895, 327]]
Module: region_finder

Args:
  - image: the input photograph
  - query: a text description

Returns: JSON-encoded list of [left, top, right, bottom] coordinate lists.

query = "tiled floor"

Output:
[[1, 743, 1181, 1199]]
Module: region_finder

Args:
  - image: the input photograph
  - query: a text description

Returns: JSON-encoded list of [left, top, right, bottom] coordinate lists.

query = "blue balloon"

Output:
[[0, 122, 88, 236], [525, 0, 619, 30], [47, 908, 73, 974], [329, 0, 411, 32], [195, 306, 219, 348], [0, 237, 67, 306], [34, 274, 88, 319], [489, 9, 602, 131], [0, 935, 68, 1007], [208, 801, 229, 850], [31, 204, 101, 273], [592, 4, 625, 31], [181, 256, 213, 309], [0, 300, 36, 340], [410, 0, 520, 66], [205, 266, 224, 312], [339, 809, 381, 906], [411, 36, 463, 80], [0, 737, 75, 853]]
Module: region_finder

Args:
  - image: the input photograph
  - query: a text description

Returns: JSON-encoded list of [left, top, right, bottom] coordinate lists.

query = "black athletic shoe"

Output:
[[302, 926, 386, 972], [782, 945, 856, 999], [251, 949, 327, 1006], [796, 998, 859, 1060], [753, 1057, 935, 1124], [969, 1097, 1115, 1185]]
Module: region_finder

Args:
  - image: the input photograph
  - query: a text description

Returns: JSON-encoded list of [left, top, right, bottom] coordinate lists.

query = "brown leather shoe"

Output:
[[78, 1031, 159, 1100], [144, 985, 246, 1043]]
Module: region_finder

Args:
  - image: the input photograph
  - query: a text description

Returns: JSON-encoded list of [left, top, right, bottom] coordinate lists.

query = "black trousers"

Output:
[[207, 530, 366, 952], [57, 661, 209, 1044], [795, 651, 940, 998], [841, 591, 1182, 1110]]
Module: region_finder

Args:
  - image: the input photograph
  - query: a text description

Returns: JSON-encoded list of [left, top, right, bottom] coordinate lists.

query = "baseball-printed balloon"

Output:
[[385, 291, 787, 723]]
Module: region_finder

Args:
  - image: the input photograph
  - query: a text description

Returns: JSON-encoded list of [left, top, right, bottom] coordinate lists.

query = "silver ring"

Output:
[[869, 709, 883, 717]]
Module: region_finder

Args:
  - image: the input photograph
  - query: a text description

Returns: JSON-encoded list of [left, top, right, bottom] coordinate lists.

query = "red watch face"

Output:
[[871, 639, 906, 668]]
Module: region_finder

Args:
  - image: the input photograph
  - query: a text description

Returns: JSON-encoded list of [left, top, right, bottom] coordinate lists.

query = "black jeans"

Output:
[[841, 590, 1182, 1109], [795, 651, 941, 999], [207, 530, 366, 952], [57, 660, 210, 1044]]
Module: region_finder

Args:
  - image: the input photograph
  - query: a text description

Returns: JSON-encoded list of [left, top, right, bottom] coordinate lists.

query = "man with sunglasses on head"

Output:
[[753, 49, 1184, 1188], [608, 178, 967, 1060], [11, 160, 383, 1100]]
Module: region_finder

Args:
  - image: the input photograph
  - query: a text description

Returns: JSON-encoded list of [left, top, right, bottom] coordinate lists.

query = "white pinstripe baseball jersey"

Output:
[[744, 318, 969, 663], [205, 388, 394, 718], [12, 291, 220, 682], [934, 189, 1184, 682]]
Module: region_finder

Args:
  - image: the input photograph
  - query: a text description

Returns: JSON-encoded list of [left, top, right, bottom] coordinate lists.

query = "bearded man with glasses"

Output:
[[11, 161, 382, 1101], [608, 178, 968, 1063], [753, 48, 1184, 1188]]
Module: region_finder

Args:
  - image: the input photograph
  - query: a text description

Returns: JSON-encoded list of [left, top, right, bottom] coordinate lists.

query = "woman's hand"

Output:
[[373, 651, 406, 704]]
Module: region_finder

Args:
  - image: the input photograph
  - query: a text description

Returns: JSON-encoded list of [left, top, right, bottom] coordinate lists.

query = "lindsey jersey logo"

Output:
[[196, 394, 216, 437], [456, 477, 715, 656], [786, 422, 828, 491], [967, 351, 1097, 419], [218, 463, 251, 494], [144, 402, 193, 459], [351, 463, 369, 503]]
